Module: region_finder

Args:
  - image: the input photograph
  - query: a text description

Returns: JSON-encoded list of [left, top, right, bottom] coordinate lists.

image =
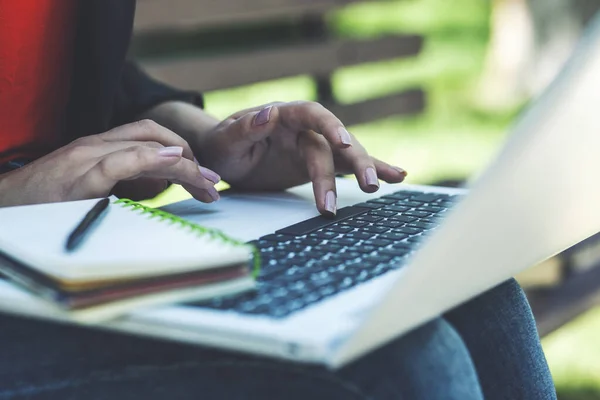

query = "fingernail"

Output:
[[393, 166, 407, 176], [338, 127, 352, 146], [207, 186, 220, 201], [253, 106, 272, 126], [193, 157, 200, 166], [325, 190, 337, 215], [199, 166, 221, 184], [365, 167, 379, 188], [158, 146, 183, 157]]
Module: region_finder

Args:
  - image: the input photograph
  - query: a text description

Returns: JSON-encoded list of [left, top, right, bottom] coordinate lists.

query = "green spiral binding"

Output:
[[115, 198, 261, 277]]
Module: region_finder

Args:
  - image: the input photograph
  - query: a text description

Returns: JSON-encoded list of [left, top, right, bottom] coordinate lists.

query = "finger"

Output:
[[137, 158, 220, 203], [227, 102, 352, 149], [86, 140, 165, 156], [99, 119, 195, 161], [87, 140, 222, 188], [87, 146, 219, 203], [81, 146, 184, 198], [333, 140, 381, 193], [227, 101, 285, 120], [299, 131, 337, 217], [219, 109, 279, 152], [372, 158, 408, 183], [277, 102, 353, 149]]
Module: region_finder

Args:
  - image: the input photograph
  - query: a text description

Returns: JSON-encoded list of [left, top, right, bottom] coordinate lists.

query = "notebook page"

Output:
[[0, 199, 251, 281]]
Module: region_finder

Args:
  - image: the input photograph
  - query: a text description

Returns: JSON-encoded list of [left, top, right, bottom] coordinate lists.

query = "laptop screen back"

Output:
[[333, 13, 600, 368]]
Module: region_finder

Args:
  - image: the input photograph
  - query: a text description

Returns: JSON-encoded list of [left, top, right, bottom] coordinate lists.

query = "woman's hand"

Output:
[[0, 120, 221, 207], [195, 101, 407, 216]]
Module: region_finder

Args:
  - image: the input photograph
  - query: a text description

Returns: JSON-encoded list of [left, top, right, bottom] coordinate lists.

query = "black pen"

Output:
[[65, 198, 110, 252]]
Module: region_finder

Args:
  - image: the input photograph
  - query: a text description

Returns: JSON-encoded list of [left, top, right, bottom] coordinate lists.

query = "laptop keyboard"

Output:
[[192, 190, 461, 318]]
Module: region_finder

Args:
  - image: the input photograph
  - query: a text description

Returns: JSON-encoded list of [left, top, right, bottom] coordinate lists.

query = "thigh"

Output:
[[0, 315, 362, 400], [339, 317, 484, 400], [444, 279, 557, 400], [0, 315, 483, 400]]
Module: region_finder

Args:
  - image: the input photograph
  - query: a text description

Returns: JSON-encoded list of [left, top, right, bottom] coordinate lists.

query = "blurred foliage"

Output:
[[147, 1, 600, 398]]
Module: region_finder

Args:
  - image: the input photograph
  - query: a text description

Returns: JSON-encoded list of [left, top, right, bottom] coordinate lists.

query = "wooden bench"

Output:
[[131, 0, 426, 126]]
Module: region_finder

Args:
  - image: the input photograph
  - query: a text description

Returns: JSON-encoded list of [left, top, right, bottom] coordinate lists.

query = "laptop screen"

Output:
[[333, 12, 600, 368]]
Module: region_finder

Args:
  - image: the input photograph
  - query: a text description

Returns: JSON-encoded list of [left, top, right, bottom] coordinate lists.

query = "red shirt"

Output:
[[0, 0, 78, 165]]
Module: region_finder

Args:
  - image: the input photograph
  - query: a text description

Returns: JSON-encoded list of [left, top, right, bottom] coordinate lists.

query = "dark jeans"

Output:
[[0, 279, 556, 400]]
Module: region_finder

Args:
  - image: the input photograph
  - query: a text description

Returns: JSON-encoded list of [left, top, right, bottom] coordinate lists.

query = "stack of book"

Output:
[[0, 198, 257, 322]]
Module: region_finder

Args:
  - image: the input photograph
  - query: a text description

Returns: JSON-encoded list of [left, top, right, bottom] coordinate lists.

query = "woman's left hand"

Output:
[[195, 101, 407, 216]]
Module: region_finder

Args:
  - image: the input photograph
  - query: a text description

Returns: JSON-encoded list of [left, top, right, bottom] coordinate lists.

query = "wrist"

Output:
[[140, 101, 220, 159], [0, 171, 17, 207]]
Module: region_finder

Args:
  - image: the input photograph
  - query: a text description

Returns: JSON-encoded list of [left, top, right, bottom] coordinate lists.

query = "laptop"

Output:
[[1, 13, 600, 369]]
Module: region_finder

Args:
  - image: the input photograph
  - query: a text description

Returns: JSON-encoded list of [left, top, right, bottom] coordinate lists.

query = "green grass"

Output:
[[544, 307, 600, 399], [150, 1, 600, 397]]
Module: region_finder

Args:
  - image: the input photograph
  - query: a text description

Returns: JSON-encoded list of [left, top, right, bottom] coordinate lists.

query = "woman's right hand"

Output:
[[0, 120, 221, 207]]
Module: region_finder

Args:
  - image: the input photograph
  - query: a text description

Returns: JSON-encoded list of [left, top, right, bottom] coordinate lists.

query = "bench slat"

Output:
[[324, 89, 425, 126], [138, 35, 423, 92], [134, 0, 359, 32], [528, 264, 600, 336]]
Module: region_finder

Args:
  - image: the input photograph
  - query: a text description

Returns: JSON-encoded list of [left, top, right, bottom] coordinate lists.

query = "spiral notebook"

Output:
[[0, 198, 257, 322]]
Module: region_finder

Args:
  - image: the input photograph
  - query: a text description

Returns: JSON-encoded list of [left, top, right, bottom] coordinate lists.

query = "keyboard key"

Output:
[[381, 192, 412, 200], [364, 254, 393, 264], [406, 235, 424, 243], [382, 205, 410, 213], [251, 240, 276, 249], [326, 225, 354, 234], [293, 237, 322, 246], [260, 234, 293, 242], [355, 270, 371, 282], [362, 225, 389, 234], [393, 226, 421, 235], [371, 263, 393, 276], [302, 291, 324, 304], [408, 222, 436, 230], [404, 210, 431, 218], [349, 245, 378, 254], [331, 251, 361, 261], [369, 210, 397, 218], [357, 215, 384, 223], [379, 220, 404, 229], [313, 244, 343, 253], [353, 202, 384, 209], [311, 259, 341, 270], [379, 232, 409, 241], [328, 237, 358, 247], [277, 206, 367, 235], [367, 198, 397, 205], [418, 205, 445, 213], [341, 218, 370, 228], [409, 193, 442, 203], [258, 267, 288, 280], [344, 231, 375, 241], [379, 246, 411, 258], [439, 201, 455, 208], [363, 238, 393, 247], [395, 201, 422, 208], [336, 277, 355, 290], [318, 285, 336, 297], [261, 247, 290, 255], [311, 231, 339, 240], [390, 215, 417, 223], [310, 271, 335, 284]]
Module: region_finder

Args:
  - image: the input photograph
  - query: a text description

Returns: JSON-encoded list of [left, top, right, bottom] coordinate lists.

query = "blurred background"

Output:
[[131, 1, 600, 398]]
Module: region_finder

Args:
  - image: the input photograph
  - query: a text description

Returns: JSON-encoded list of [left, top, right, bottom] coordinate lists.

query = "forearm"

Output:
[[140, 101, 219, 158]]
